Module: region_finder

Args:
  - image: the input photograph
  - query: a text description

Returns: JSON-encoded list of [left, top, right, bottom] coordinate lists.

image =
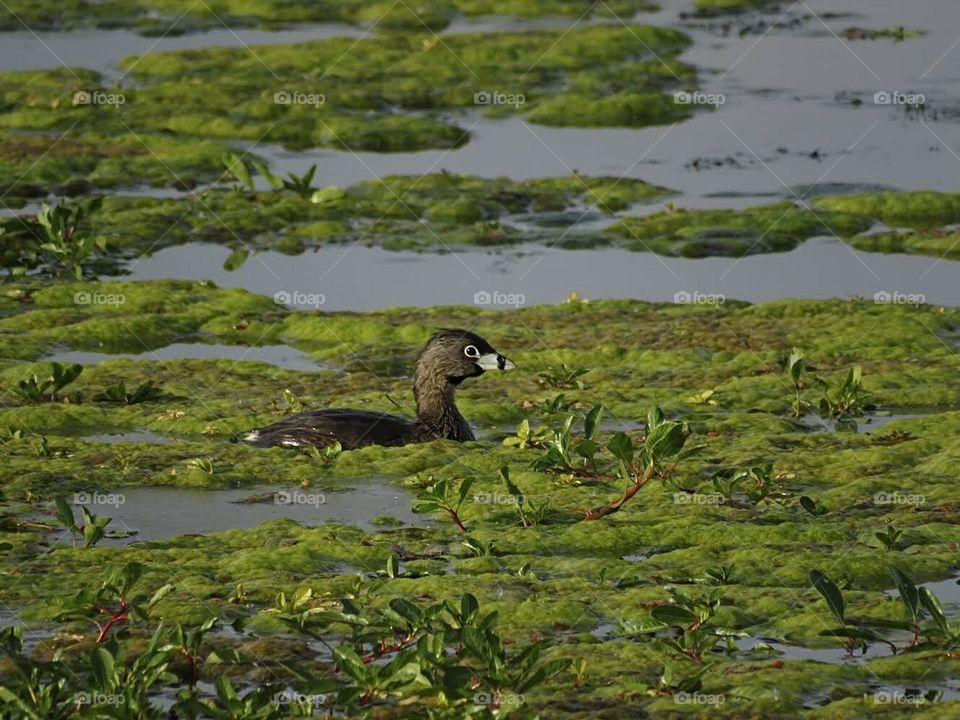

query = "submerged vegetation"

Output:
[[1, 280, 959, 715], [5, 178, 960, 272]]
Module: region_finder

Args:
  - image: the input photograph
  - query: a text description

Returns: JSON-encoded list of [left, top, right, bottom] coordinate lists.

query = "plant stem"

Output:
[[444, 506, 467, 533], [582, 467, 655, 521]]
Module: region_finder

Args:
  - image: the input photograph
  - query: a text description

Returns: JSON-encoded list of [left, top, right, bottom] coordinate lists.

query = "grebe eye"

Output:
[[464, 345, 480, 358]]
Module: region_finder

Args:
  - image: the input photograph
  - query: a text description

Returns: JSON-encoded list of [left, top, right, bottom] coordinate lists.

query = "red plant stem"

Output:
[[360, 635, 416, 664], [444, 507, 467, 533], [582, 471, 654, 521], [95, 599, 129, 643]]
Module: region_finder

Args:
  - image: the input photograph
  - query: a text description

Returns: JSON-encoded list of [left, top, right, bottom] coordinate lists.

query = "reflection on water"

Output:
[[129, 237, 960, 310]]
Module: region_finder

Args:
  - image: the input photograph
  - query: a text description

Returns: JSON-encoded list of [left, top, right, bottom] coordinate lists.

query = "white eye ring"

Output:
[[464, 345, 480, 358]]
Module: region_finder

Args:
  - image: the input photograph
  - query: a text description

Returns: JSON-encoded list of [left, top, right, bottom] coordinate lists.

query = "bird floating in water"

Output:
[[242, 329, 514, 449]]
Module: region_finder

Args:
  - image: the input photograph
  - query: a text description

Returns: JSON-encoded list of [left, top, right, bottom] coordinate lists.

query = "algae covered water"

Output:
[[2, 0, 960, 717]]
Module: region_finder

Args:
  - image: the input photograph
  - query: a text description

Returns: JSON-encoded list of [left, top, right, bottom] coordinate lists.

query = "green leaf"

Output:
[[918, 587, 950, 635], [651, 604, 698, 627], [646, 405, 665, 430], [606, 432, 633, 463], [54, 496, 75, 530], [583, 405, 604, 439], [890, 566, 920, 620], [460, 593, 479, 623], [809, 569, 845, 625], [90, 647, 115, 689], [645, 422, 687, 459], [334, 645, 369, 683]]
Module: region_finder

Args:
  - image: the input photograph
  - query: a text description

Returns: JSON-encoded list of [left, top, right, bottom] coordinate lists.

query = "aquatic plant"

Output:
[[413, 477, 474, 532], [53, 496, 110, 548], [500, 466, 549, 527], [810, 567, 956, 654], [14, 362, 83, 403], [784, 348, 809, 417], [26, 199, 105, 279], [269, 590, 570, 713], [501, 419, 552, 449], [584, 406, 692, 520], [95, 380, 163, 404], [536, 364, 589, 390], [818, 365, 872, 424], [255, 161, 319, 200]]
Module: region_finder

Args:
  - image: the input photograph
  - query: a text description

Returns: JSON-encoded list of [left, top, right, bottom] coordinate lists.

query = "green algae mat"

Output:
[[1, 279, 959, 717]]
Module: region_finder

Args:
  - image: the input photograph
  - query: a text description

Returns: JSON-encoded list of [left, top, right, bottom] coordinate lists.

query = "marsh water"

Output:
[[55, 482, 421, 545], [4, 2, 958, 542], [6, 0, 957, 307]]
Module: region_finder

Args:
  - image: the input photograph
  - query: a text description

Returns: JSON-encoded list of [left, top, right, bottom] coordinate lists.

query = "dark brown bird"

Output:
[[242, 329, 514, 450]]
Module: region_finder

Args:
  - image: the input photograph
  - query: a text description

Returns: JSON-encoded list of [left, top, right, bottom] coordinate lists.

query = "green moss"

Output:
[[2, 281, 960, 716], [0, 24, 692, 191], [608, 202, 872, 256], [816, 191, 960, 228], [0, 0, 657, 33]]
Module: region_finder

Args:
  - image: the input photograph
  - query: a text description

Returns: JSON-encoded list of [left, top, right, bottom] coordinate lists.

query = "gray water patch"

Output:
[[44, 341, 321, 371], [230, 0, 960, 204], [81, 430, 174, 444], [128, 237, 960, 310], [58, 482, 421, 544], [884, 575, 960, 611], [798, 411, 934, 434], [738, 637, 876, 664], [0, 24, 365, 76]]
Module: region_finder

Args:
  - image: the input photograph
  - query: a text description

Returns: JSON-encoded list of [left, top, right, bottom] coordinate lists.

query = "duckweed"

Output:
[[2, 282, 960, 716]]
